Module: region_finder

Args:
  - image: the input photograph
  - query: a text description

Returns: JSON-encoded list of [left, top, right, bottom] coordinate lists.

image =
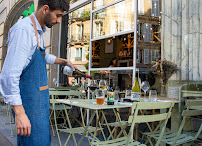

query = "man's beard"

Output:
[[44, 13, 56, 28]]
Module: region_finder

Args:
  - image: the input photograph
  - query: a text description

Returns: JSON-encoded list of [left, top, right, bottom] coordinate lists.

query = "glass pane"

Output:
[[90, 70, 133, 91], [67, 3, 91, 67], [91, 33, 134, 68], [93, 0, 135, 38], [136, 0, 161, 94], [93, 0, 119, 10]]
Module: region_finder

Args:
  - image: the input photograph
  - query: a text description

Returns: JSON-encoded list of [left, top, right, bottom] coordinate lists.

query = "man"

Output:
[[0, 0, 74, 145]]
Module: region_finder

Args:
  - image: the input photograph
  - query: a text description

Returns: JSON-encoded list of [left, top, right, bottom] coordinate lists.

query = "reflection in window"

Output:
[[93, 0, 134, 38], [151, 0, 160, 17], [143, 23, 152, 42], [75, 48, 82, 61], [94, 21, 103, 37], [91, 70, 133, 91], [76, 24, 83, 40], [138, 0, 144, 15], [96, 0, 104, 9]]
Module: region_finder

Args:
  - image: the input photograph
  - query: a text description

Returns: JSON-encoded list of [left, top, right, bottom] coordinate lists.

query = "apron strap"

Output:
[[30, 15, 40, 49]]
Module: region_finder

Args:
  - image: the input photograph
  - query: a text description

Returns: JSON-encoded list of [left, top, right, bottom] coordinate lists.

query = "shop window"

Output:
[[151, 0, 160, 17]]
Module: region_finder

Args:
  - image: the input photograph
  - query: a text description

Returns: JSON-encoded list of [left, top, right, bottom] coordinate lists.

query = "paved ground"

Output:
[[0, 103, 90, 146]]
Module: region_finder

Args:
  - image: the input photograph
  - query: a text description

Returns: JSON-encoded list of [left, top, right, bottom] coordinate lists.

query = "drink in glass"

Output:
[[96, 97, 105, 104]]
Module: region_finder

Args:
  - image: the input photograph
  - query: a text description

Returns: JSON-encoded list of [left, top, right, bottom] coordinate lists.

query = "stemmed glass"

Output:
[[141, 81, 150, 101], [88, 80, 98, 99], [99, 80, 105, 90]]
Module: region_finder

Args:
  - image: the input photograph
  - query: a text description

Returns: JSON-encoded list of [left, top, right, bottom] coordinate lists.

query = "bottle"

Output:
[[107, 87, 114, 105], [131, 71, 141, 101], [61, 66, 91, 78]]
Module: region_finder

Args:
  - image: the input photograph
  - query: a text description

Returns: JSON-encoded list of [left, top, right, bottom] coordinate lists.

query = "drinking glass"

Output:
[[88, 80, 98, 90], [95, 89, 105, 104], [88, 80, 98, 99], [141, 81, 150, 101], [149, 90, 157, 102], [99, 80, 106, 90]]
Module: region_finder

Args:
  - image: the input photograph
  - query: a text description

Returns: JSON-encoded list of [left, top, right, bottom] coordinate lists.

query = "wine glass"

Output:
[[141, 81, 150, 101], [88, 80, 98, 90], [99, 80, 105, 90], [88, 80, 98, 99]]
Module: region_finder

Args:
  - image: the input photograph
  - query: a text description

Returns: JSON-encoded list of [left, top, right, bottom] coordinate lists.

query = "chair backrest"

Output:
[[126, 101, 175, 146], [49, 90, 83, 99], [172, 100, 202, 145]]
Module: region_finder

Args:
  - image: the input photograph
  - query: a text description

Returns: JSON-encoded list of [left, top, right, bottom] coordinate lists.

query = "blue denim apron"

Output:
[[17, 15, 50, 146]]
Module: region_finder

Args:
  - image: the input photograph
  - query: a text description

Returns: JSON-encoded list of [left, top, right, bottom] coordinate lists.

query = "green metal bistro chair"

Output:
[[49, 90, 82, 141], [91, 101, 175, 146], [143, 100, 202, 146]]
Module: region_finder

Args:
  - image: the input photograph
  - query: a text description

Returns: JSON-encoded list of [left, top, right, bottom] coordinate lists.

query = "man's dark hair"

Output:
[[38, 0, 68, 11]]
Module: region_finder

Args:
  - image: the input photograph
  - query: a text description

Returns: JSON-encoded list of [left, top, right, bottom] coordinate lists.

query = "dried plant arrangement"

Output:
[[152, 58, 179, 96]]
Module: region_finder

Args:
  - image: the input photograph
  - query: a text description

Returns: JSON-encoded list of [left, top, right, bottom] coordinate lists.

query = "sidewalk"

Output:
[[0, 131, 13, 146], [0, 104, 90, 146]]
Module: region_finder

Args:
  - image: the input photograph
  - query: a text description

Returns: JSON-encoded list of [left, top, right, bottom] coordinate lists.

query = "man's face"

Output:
[[44, 10, 64, 28]]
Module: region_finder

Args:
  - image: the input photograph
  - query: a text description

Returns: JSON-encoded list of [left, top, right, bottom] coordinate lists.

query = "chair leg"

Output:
[[64, 134, 72, 146], [49, 110, 55, 136], [54, 109, 62, 146]]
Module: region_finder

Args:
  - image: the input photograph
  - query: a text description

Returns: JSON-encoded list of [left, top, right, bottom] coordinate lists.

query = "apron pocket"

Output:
[[39, 86, 49, 116]]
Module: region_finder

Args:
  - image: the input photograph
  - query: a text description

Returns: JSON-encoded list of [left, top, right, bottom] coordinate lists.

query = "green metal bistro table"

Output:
[[56, 99, 133, 146]]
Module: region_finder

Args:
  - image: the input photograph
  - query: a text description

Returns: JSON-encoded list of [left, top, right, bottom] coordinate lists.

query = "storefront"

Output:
[[66, 0, 202, 99]]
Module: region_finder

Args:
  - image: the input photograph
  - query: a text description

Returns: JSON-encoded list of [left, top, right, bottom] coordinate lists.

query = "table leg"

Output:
[[78, 110, 96, 146], [113, 108, 127, 137], [91, 110, 106, 142], [100, 110, 115, 140]]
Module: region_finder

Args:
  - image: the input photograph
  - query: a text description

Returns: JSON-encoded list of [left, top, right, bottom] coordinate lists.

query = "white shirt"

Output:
[[0, 13, 56, 105]]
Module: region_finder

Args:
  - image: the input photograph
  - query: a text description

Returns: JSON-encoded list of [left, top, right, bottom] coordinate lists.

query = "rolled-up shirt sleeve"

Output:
[[0, 28, 32, 105], [45, 52, 56, 65]]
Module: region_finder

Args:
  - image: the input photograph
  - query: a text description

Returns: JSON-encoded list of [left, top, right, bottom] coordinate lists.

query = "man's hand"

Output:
[[54, 57, 76, 71], [12, 105, 31, 137]]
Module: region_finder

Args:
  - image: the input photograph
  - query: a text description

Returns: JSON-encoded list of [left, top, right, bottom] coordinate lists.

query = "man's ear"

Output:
[[42, 5, 50, 14]]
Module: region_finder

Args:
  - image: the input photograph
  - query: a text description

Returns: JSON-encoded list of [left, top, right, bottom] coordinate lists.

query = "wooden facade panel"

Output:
[[170, 0, 178, 80], [189, 1, 193, 80], [199, 0, 201, 80], [162, 0, 172, 60], [192, 0, 200, 80], [181, 0, 189, 80], [163, 0, 202, 81], [176, 0, 182, 80]]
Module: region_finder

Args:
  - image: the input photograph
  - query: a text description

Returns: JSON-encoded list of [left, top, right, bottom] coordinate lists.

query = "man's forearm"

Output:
[[54, 57, 67, 65], [12, 105, 25, 116], [54, 57, 75, 71]]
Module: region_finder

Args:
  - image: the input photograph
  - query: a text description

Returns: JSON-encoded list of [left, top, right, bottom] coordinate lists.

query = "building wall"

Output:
[[162, 0, 202, 82]]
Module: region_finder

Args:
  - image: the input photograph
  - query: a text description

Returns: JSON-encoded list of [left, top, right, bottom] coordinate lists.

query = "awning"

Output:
[[75, 65, 88, 72]]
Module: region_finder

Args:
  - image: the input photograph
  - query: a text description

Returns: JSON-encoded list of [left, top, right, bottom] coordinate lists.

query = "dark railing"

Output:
[[75, 57, 82, 61], [68, 33, 90, 42]]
